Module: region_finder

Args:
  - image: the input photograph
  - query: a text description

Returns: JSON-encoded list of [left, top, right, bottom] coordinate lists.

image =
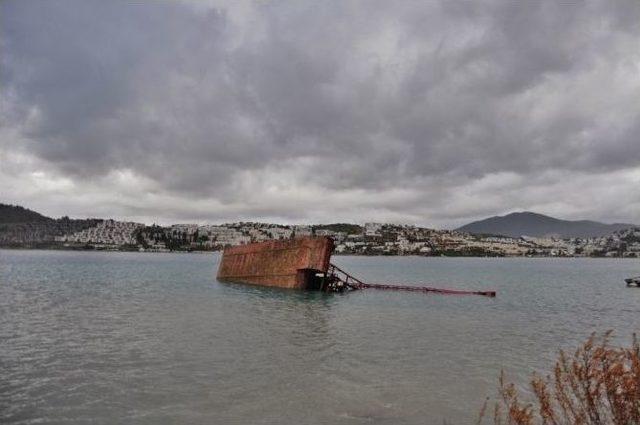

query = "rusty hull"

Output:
[[216, 236, 334, 289]]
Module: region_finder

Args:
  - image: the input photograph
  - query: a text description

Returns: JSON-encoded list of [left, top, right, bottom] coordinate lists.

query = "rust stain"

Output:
[[216, 236, 334, 289]]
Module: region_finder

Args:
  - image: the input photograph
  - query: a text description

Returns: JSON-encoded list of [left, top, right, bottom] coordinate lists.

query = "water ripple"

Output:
[[2, 250, 640, 424]]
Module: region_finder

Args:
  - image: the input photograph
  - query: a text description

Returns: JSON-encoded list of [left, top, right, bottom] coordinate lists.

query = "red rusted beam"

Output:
[[353, 282, 496, 297], [329, 263, 496, 297]]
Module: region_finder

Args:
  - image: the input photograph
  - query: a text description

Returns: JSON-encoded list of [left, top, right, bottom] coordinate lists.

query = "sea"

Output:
[[2, 249, 640, 424]]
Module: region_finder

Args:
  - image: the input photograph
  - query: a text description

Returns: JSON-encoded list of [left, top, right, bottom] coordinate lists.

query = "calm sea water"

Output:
[[2, 249, 640, 424]]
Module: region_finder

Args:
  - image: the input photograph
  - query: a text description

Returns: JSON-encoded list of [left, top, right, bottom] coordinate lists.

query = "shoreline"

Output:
[[1, 245, 638, 259]]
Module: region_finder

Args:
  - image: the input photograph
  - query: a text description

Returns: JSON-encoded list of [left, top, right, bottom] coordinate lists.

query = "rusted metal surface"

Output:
[[216, 236, 334, 289]]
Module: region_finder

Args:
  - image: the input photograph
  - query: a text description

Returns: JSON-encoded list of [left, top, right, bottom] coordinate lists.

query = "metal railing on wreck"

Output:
[[327, 263, 496, 297]]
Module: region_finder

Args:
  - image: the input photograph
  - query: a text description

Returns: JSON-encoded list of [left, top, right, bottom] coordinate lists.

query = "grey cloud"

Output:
[[1, 0, 640, 225]]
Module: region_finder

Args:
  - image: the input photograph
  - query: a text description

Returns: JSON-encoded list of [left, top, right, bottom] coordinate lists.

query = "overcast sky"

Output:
[[1, 0, 639, 228]]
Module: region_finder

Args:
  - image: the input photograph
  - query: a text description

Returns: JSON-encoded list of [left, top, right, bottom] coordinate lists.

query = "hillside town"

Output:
[[4, 216, 640, 257]]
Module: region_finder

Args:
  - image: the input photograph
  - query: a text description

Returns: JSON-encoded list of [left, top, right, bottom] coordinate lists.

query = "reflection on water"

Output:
[[2, 249, 640, 424]]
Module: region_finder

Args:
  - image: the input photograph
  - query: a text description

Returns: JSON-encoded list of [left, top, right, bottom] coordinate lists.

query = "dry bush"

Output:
[[478, 331, 640, 425]]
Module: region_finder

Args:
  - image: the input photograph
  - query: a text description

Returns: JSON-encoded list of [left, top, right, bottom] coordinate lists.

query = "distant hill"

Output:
[[457, 211, 636, 239], [314, 223, 362, 235], [0, 203, 52, 224]]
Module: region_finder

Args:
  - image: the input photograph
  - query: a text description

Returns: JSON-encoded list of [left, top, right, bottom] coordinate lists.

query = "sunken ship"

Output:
[[217, 236, 336, 290]]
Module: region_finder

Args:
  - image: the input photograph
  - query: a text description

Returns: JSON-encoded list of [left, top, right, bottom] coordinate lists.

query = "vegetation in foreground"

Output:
[[479, 332, 640, 425]]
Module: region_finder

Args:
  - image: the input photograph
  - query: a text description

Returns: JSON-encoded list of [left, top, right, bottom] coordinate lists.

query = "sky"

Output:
[[1, 0, 640, 228]]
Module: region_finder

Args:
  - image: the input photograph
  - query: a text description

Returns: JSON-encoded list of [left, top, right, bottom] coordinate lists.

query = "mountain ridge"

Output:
[[0, 203, 53, 224], [457, 211, 636, 238]]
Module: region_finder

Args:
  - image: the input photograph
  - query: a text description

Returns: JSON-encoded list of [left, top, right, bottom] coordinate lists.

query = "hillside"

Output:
[[457, 211, 636, 239], [0, 203, 52, 224], [314, 223, 362, 235]]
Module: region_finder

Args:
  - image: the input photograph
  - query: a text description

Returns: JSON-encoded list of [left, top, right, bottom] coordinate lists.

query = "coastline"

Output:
[[2, 245, 638, 259]]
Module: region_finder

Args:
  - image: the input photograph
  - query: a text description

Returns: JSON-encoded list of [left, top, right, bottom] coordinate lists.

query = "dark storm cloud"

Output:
[[1, 0, 640, 225]]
